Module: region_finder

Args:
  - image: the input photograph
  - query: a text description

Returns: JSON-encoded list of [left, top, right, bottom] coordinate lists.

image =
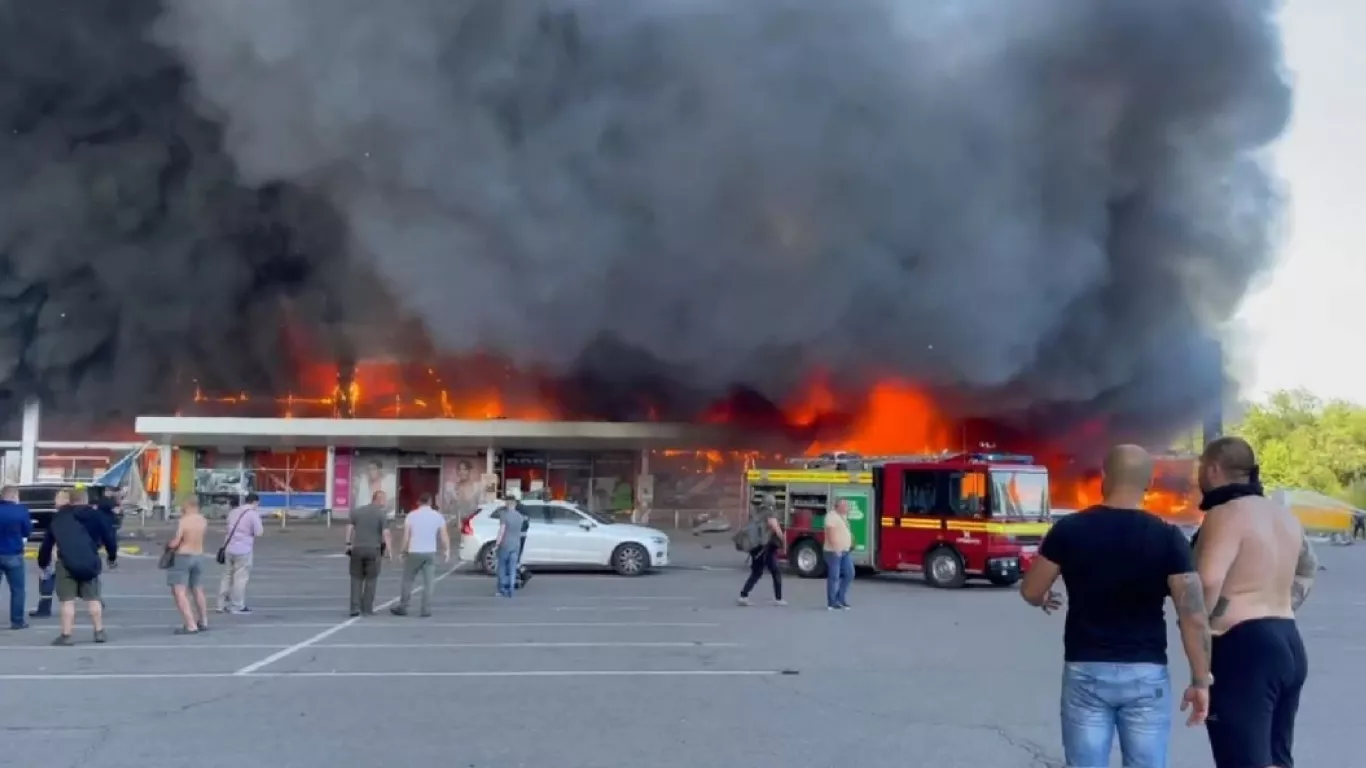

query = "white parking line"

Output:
[[77, 605, 657, 614], [37, 621, 720, 630], [98, 594, 699, 601], [0, 642, 740, 651], [234, 563, 459, 675], [0, 670, 784, 681]]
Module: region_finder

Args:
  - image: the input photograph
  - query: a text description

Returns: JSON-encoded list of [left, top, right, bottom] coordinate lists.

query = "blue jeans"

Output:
[[496, 548, 520, 596], [0, 554, 25, 627], [823, 551, 853, 607], [1061, 662, 1172, 768]]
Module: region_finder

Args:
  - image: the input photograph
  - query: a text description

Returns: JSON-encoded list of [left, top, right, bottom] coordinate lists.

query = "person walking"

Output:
[[823, 499, 855, 610], [1194, 436, 1314, 768], [347, 489, 393, 617], [165, 497, 210, 634], [494, 497, 526, 598], [36, 487, 115, 646], [1020, 445, 1212, 768], [218, 492, 263, 614], [737, 493, 786, 606], [391, 493, 449, 617], [0, 485, 33, 630]]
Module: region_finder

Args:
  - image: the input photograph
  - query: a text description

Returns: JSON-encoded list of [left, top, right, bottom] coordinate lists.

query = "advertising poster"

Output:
[[479, 473, 499, 503], [332, 450, 353, 511], [439, 453, 484, 519], [351, 452, 397, 517]]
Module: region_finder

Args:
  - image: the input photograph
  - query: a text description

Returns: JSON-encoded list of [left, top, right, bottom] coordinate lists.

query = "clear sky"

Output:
[[1237, 4, 1365, 404]]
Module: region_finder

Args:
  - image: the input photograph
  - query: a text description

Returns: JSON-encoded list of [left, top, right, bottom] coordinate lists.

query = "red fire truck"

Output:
[[744, 452, 1052, 588]]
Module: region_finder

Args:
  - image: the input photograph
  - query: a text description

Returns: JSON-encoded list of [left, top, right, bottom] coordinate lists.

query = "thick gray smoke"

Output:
[[2, 0, 1290, 439]]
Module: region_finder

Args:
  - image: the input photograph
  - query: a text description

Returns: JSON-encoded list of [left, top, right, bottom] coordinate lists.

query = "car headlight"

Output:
[[651, 536, 667, 545]]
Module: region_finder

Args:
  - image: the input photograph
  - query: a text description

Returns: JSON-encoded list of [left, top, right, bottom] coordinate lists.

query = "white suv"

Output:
[[459, 500, 670, 576]]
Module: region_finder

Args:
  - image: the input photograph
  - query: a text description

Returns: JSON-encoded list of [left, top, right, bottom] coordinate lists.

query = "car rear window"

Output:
[[18, 488, 62, 507]]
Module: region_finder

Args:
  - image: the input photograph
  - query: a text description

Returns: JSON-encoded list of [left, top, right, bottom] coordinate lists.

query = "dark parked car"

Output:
[[15, 483, 123, 540]]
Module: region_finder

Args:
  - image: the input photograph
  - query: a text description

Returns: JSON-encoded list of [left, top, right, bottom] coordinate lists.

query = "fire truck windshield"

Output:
[[989, 470, 1049, 520]]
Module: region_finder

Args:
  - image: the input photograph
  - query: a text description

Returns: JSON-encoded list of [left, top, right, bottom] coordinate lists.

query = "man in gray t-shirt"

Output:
[[346, 490, 392, 616], [495, 499, 526, 598]]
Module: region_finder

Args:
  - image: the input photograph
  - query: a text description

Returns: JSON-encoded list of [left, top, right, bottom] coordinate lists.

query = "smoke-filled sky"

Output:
[[0, 0, 1291, 441]]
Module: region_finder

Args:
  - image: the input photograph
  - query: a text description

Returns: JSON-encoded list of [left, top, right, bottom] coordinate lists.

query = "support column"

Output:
[[639, 448, 650, 475], [158, 442, 173, 519], [324, 445, 336, 527], [18, 399, 40, 484], [485, 444, 495, 476]]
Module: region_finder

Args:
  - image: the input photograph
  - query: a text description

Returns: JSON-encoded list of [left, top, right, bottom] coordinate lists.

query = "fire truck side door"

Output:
[[880, 469, 943, 570]]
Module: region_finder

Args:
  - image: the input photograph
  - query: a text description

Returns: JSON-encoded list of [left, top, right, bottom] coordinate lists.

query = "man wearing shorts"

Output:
[[1195, 437, 1313, 768], [166, 497, 210, 634], [36, 488, 114, 646]]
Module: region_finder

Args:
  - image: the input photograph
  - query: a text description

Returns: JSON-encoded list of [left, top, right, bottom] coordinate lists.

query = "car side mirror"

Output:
[[579, 520, 594, 531]]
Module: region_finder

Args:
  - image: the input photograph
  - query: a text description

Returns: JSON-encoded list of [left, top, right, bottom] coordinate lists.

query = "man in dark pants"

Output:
[[0, 485, 33, 629], [738, 493, 786, 606], [32, 487, 117, 619], [346, 490, 392, 616]]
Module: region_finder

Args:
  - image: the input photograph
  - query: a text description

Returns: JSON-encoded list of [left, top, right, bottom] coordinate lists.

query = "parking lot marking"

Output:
[[0, 669, 783, 681], [64, 604, 658, 613], [38, 621, 721, 631], [233, 563, 459, 676], [0, 641, 740, 651], [98, 594, 700, 601]]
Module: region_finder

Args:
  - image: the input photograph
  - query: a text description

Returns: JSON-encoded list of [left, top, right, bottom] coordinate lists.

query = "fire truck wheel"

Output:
[[478, 543, 497, 576], [790, 539, 826, 579], [924, 547, 967, 589]]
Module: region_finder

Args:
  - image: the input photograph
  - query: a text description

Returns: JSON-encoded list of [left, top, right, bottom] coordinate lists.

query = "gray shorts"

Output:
[[166, 553, 208, 588]]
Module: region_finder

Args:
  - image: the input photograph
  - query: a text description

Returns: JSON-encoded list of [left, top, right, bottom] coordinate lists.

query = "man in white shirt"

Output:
[[391, 493, 450, 617], [219, 493, 264, 614]]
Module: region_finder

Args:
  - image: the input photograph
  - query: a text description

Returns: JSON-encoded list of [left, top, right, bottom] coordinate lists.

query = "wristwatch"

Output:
[[1191, 674, 1214, 689]]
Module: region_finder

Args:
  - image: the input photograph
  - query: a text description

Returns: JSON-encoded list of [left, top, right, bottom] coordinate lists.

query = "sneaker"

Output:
[[390, 606, 408, 616], [173, 627, 198, 636], [10, 622, 28, 630], [229, 606, 251, 615], [92, 629, 107, 643], [28, 609, 50, 618], [827, 606, 838, 611], [772, 599, 787, 606], [837, 603, 851, 610], [51, 634, 73, 646], [349, 611, 361, 618], [197, 622, 209, 632], [736, 597, 751, 606]]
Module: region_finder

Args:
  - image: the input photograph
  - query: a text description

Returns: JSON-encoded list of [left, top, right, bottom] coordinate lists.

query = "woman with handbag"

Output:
[[161, 497, 210, 634]]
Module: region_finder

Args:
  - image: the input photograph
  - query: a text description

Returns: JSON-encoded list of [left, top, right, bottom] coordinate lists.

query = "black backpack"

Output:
[[51, 510, 101, 582]]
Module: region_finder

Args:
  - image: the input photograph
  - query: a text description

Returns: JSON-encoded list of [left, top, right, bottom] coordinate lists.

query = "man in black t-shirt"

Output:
[[1021, 445, 1213, 768]]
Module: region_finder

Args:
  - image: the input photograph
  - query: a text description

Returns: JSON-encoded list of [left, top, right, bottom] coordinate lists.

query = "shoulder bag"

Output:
[[216, 510, 247, 565]]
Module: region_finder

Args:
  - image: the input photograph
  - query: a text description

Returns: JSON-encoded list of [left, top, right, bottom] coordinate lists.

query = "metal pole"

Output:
[[19, 399, 40, 484], [324, 445, 336, 528], [158, 444, 173, 520]]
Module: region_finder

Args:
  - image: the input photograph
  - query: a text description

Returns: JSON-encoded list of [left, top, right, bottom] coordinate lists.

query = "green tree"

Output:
[[1229, 388, 1366, 504]]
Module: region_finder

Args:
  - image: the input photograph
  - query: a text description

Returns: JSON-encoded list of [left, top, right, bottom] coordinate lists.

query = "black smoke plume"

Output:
[[2, 0, 1290, 446]]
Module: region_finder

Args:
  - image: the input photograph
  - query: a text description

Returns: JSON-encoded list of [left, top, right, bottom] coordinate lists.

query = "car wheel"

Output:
[[477, 543, 497, 576], [924, 547, 967, 589], [790, 538, 825, 579], [611, 543, 650, 576]]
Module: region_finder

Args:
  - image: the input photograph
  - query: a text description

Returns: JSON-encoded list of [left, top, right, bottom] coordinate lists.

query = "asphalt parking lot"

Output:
[[1, 533, 1361, 768]]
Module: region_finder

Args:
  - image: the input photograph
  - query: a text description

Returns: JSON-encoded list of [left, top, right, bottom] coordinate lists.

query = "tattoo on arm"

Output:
[[1172, 572, 1213, 667], [1209, 596, 1229, 622], [1295, 536, 1319, 578], [1291, 535, 1317, 611]]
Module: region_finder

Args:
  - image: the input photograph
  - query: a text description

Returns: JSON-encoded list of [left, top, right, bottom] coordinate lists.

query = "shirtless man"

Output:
[[1195, 436, 1314, 768], [167, 497, 210, 634]]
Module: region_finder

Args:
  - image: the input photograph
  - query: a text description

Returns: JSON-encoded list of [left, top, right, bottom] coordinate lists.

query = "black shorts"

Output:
[[1207, 617, 1308, 768]]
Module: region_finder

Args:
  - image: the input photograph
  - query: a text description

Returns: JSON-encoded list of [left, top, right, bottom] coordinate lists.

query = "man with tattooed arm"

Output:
[[1194, 436, 1313, 768], [1022, 444, 1212, 768]]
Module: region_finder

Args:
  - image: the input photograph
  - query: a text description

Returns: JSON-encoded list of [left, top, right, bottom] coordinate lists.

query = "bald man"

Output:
[[1022, 444, 1211, 768], [1194, 436, 1312, 768]]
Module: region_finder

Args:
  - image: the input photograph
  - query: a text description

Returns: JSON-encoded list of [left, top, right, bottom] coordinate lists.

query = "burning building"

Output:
[[1, 1, 1287, 518]]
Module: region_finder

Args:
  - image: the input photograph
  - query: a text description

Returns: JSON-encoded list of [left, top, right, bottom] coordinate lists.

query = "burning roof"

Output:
[[0, 0, 1289, 453]]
